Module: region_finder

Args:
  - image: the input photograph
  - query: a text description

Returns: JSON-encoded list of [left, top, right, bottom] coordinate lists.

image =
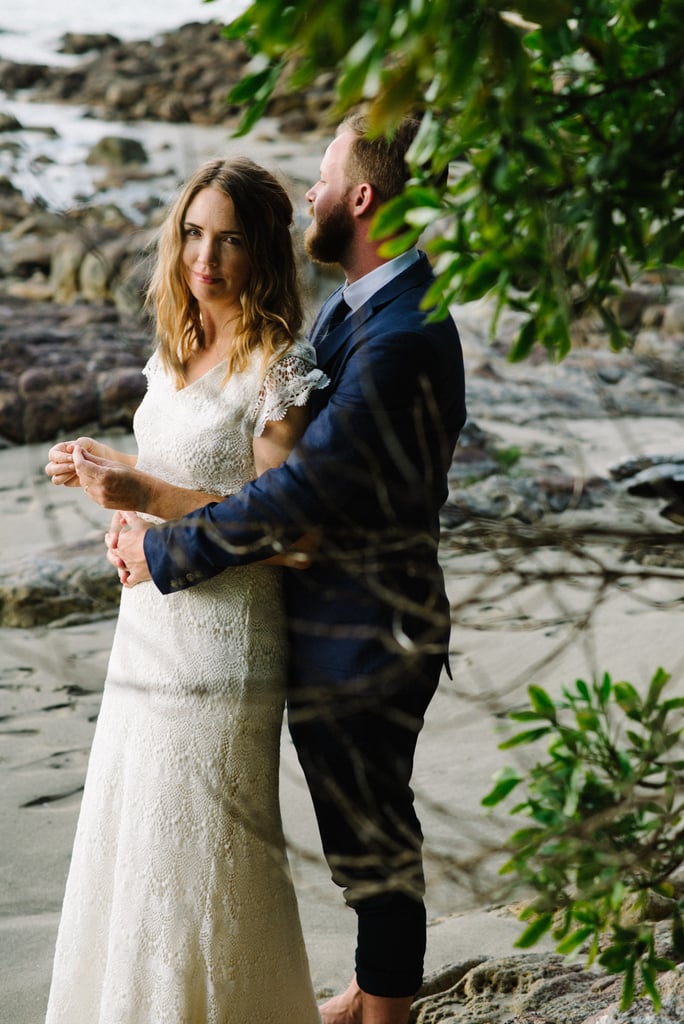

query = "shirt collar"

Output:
[[342, 248, 421, 314]]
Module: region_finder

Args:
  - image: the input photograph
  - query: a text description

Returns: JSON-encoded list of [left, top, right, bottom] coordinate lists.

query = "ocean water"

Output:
[[0, 0, 285, 215], [0, 0, 246, 64]]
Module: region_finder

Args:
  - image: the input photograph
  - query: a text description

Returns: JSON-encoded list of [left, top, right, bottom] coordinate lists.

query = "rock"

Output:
[[104, 80, 142, 110], [409, 953, 613, 1024], [5, 277, 54, 302], [612, 288, 651, 330], [407, 942, 684, 1023], [18, 362, 99, 443], [0, 176, 23, 199], [279, 109, 321, 135], [0, 533, 120, 628], [59, 32, 121, 55], [663, 301, 684, 335], [623, 463, 684, 504], [97, 367, 146, 428], [0, 388, 24, 444], [0, 111, 21, 132], [0, 297, 151, 443], [85, 135, 149, 166], [0, 60, 49, 92], [0, 22, 332, 134], [5, 234, 55, 278], [642, 304, 666, 328], [622, 463, 684, 526], [609, 452, 684, 482], [0, 199, 152, 310], [442, 471, 610, 529], [49, 233, 88, 303]]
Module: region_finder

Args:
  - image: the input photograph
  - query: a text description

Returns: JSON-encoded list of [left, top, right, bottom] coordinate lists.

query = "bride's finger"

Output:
[[106, 547, 126, 570]]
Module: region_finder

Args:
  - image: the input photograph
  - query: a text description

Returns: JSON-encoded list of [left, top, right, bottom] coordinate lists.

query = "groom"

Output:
[[83, 114, 466, 1024]]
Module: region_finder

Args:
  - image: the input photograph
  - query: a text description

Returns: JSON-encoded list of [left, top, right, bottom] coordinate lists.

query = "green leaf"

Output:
[[575, 678, 591, 701], [640, 963, 662, 1010], [620, 964, 636, 1011], [459, 256, 504, 302], [556, 925, 594, 954], [614, 681, 642, 713], [482, 767, 522, 807], [528, 685, 558, 720], [515, 913, 554, 948], [508, 709, 552, 723], [645, 667, 672, 713], [377, 229, 423, 258], [596, 673, 613, 705], [499, 726, 552, 749], [508, 317, 538, 362]]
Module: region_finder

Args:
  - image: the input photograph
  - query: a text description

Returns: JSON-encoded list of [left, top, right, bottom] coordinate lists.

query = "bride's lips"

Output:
[[194, 271, 220, 284]]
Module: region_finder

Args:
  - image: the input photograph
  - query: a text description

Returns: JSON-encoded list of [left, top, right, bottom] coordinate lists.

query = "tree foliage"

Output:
[[209, 0, 684, 360], [483, 668, 684, 1010]]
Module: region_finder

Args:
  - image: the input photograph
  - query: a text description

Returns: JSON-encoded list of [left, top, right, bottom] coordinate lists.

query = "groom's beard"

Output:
[[304, 198, 354, 265]]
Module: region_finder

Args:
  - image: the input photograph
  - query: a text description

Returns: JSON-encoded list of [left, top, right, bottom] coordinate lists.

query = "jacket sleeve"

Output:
[[144, 321, 465, 594]]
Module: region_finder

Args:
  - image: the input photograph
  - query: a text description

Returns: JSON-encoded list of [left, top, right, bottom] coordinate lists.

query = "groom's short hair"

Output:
[[337, 113, 421, 204]]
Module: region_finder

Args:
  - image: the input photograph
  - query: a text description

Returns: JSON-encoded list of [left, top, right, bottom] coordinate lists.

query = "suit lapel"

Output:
[[312, 252, 433, 370]]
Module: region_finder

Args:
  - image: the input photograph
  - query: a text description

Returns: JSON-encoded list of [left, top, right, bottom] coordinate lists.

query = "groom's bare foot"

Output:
[[319, 977, 362, 1024], [319, 977, 413, 1024]]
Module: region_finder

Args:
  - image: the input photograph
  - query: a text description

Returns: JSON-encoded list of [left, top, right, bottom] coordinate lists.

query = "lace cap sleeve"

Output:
[[142, 349, 163, 385], [251, 343, 329, 437]]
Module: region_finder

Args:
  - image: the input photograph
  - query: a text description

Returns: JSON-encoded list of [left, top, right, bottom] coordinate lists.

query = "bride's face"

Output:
[[181, 187, 251, 306]]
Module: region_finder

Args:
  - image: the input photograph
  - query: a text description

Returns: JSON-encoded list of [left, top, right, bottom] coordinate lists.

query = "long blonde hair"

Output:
[[146, 158, 303, 387]]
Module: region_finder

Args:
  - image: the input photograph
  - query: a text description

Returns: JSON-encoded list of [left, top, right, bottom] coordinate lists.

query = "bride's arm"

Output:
[[67, 404, 309, 520], [70, 403, 312, 523], [252, 404, 316, 567], [71, 445, 224, 518], [103, 403, 313, 518], [252, 404, 309, 476]]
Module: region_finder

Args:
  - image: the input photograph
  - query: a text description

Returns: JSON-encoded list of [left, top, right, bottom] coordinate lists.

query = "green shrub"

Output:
[[483, 668, 684, 1010]]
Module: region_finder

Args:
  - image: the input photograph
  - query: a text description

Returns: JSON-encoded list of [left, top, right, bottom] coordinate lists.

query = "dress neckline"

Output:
[[180, 357, 229, 392]]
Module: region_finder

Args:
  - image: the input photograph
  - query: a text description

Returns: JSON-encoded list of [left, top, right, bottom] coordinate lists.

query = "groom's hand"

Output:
[[106, 511, 153, 587]]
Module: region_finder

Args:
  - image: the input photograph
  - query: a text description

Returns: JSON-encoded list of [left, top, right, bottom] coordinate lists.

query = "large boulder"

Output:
[[85, 136, 149, 166]]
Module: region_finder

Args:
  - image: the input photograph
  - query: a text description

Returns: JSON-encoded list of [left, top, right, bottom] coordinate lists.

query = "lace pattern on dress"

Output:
[[252, 351, 328, 437]]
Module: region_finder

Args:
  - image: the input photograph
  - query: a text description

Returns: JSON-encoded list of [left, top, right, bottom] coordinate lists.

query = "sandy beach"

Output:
[[2, 333, 684, 1022]]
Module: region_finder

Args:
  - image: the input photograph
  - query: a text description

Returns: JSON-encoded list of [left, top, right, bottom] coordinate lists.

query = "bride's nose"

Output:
[[197, 236, 219, 266]]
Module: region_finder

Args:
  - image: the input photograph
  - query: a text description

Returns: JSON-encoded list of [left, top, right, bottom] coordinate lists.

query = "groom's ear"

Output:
[[350, 182, 375, 218]]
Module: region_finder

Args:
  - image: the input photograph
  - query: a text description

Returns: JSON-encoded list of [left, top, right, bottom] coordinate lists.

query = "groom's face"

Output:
[[304, 132, 356, 265]]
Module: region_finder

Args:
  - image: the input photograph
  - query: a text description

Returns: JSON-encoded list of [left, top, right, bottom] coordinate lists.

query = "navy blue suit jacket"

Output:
[[144, 252, 466, 691]]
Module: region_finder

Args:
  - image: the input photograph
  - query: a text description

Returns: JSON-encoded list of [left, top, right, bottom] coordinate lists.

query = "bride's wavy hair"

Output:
[[147, 157, 303, 387]]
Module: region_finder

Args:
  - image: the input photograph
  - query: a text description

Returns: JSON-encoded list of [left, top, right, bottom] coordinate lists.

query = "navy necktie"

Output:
[[323, 295, 350, 335]]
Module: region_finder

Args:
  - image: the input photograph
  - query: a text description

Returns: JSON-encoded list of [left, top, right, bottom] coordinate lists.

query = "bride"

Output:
[[44, 157, 326, 1024]]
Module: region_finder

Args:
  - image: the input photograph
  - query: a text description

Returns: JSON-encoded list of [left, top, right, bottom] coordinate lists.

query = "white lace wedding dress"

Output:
[[45, 342, 327, 1024]]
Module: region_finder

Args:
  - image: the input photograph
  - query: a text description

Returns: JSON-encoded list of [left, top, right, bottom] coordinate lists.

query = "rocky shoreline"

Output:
[[2, 19, 684, 1024], [0, 21, 336, 133]]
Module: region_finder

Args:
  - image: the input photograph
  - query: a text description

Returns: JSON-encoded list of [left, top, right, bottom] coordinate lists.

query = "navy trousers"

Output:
[[287, 653, 442, 997]]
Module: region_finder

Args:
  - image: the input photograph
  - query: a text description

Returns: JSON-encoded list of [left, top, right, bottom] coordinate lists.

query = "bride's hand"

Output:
[[105, 511, 127, 574], [74, 445, 148, 511], [45, 436, 98, 487], [259, 532, 317, 570]]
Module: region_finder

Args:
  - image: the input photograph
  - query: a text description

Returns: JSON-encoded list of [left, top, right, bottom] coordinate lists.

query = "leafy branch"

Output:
[[207, 0, 684, 361], [483, 668, 684, 1010]]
